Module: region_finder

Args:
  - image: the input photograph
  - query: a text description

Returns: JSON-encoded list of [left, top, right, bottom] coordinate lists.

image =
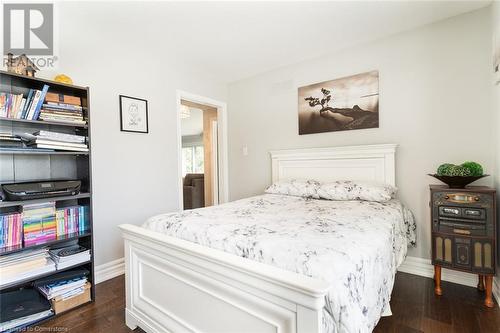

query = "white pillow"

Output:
[[317, 181, 396, 202], [265, 179, 321, 199]]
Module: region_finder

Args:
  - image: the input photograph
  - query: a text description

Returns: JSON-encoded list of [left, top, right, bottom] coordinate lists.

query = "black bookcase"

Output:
[[0, 70, 94, 327]]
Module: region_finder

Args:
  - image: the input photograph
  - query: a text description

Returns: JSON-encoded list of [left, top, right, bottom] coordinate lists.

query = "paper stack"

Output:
[[37, 275, 88, 300], [0, 248, 56, 288], [49, 245, 90, 270], [19, 130, 88, 152]]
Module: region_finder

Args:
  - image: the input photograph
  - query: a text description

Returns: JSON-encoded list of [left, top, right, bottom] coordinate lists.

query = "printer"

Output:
[[1, 180, 81, 201]]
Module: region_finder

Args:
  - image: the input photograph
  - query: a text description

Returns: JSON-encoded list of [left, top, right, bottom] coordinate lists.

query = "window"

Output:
[[182, 145, 204, 176]]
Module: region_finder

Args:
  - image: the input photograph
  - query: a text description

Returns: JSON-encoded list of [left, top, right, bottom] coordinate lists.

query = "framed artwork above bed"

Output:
[[298, 70, 379, 135]]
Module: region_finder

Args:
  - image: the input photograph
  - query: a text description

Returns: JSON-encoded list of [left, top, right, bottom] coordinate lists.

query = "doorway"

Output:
[[176, 91, 228, 211]]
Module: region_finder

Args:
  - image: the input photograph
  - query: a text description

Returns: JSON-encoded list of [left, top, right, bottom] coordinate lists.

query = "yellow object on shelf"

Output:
[[53, 74, 73, 85]]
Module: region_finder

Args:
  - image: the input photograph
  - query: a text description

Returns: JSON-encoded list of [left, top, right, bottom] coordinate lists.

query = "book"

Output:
[[0, 213, 22, 249], [0, 134, 24, 148], [43, 103, 83, 111], [32, 85, 50, 120], [0, 249, 56, 287], [56, 206, 89, 236], [27, 140, 87, 149], [17, 98, 26, 119], [50, 246, 89, 259], [49, 245, 90, 270], [27, 144, 89, 152], [38, 117, 87, 125], [18, 131, 88, 152], [0, 94, 6, 117], [45, 93, 81, 106], [26, 90, 41, 120], [21, 89, 34, 119], [36, 276, 87, 299], [0, 93, 25, 119], [33, 131, 86, 143], [22, 202, 57, 246], [41, 109, 83, 116]]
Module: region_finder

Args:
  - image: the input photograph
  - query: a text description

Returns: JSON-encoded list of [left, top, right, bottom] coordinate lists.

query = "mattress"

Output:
[[142, 194, 416, 333]]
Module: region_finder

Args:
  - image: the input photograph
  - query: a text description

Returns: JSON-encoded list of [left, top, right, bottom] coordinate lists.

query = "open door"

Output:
[[202, 107, 217, 207], [180, 99, 220, 209]]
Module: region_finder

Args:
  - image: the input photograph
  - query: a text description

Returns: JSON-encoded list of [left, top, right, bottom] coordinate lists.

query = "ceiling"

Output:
[[60, 1, 491, 83]]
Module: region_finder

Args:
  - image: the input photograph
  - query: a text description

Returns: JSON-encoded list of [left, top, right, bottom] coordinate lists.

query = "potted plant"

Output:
[[428, 161, 488, 188]]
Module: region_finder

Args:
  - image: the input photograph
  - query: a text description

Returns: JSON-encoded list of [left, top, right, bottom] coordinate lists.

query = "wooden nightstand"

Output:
[[430, 185, 497, 307]]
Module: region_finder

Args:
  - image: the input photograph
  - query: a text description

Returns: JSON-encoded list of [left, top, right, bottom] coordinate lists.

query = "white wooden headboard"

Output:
[[270, 144, 397, 186]]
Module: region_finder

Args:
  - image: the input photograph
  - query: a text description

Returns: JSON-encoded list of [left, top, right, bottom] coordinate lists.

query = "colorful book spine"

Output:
[[0, 87, 53, 120], [32, 84, 50, 120], [0, 213, 23, 249], [55, 206, 89, 236], [22, 202, 57, 246]]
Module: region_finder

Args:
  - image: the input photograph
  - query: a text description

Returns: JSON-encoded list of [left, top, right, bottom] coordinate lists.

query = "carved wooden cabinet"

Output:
[[430, 185, 496, 307]]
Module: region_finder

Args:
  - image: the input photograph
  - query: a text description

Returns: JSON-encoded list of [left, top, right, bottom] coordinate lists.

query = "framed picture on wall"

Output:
[[119, 95, 149, 133], [298, 70, 379, 135]]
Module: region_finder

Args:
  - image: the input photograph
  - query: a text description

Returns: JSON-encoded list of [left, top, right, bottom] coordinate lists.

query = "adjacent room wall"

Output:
[[25, 3, 227, 267], [227, 8, 494, 260], [182, 135, 204, 147]]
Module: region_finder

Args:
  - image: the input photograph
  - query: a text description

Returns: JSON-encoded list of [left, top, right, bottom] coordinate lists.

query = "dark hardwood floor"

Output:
[[39, 272, 500, 332]]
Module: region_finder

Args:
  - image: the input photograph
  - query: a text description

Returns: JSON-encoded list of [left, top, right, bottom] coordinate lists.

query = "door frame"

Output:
[[176, 90, 229, 210]]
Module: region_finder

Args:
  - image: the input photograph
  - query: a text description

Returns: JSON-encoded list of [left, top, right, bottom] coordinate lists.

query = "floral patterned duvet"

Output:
[[142, 194, 416, 333]]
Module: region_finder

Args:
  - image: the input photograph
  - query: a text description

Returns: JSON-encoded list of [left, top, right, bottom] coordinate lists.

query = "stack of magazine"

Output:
[[0, 248, 55, 288], [18, 130, 88, 152], [35, 269, 89, 301], [49, 245, 90, 270], [0, 132, 23, 149]]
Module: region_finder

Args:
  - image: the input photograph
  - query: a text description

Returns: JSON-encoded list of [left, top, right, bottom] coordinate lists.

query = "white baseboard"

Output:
[[93, 255, 499, 306], [398, 256, 499, 306], [95, 257, 124, 284]]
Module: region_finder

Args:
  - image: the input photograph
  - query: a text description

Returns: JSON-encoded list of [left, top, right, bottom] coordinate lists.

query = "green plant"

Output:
[[461, 161, 483, 176], [437, 163, 455, 176], [449, 165, 472, 176]]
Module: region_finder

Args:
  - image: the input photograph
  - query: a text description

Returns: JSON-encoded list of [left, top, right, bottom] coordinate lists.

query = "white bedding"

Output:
[[142, 194, 416, 333]]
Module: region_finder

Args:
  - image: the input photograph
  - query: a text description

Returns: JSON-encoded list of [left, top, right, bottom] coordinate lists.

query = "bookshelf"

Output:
[[0, 70, 94, 328]]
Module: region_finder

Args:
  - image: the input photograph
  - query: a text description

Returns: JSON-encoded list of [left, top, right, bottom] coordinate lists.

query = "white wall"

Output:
[[33, 3, 226, 266], [227, 8, 494, 260], [492, 1, 500, 292]]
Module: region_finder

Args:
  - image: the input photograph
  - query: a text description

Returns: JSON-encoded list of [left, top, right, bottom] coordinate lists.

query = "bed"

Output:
[[119, 144, 415, 333]]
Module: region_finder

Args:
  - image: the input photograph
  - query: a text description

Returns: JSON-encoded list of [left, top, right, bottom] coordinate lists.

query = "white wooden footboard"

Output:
[[119, 224, 330, 333]]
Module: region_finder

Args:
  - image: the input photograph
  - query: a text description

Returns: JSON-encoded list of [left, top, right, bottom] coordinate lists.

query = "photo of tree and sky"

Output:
[[298, 70, 379, 135]]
